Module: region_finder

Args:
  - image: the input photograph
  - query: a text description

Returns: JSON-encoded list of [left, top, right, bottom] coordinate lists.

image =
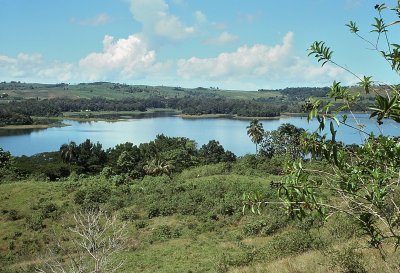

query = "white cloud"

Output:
[[0, 53, 74, 82], [0, 34, 168, 83], [38, 62, 75, 82], [205, 32, 239, 46], [0, 31, 353, 88], [130, 0, 196, 41], [79, 34, 163, 81], [70, 13, 111, 26], [177, 32, 349, 87]]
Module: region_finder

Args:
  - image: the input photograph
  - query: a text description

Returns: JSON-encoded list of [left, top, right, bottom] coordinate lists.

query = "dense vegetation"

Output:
[[1, 122, 399, 272], [0, 110, 33, 126]]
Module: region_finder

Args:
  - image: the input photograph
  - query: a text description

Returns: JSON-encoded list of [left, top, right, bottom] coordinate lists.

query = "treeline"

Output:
[[5, 135, 236, 181], [258, 87, 330, 98], [1, 96, 283, 121], [0, 109, 33, 126], [173, 95, 281, 117]]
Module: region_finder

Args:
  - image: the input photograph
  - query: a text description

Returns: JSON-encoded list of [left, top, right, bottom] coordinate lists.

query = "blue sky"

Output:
[[0, 0, 399, 90]]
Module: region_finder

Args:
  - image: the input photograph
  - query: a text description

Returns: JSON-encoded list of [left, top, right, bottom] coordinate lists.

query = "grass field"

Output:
[[0, 82, 281, 101], [1, 164, 399, 273]]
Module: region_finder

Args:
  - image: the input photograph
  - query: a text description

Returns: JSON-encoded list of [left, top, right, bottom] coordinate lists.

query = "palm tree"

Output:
[[246, 119, 264, 153], [144, 157, 174, 177], [60, 141, 77, 165]]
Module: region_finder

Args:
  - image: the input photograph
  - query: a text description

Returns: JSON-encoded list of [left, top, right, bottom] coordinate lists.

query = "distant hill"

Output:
[[0, 81, 331, 101]]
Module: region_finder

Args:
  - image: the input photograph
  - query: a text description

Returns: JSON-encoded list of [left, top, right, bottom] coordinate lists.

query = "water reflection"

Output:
[[0, 128, 45, 137]]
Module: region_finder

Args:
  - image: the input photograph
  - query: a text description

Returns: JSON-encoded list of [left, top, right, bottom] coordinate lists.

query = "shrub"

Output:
[[243, 211, 288, 236], [327, 214, 360, 241], [39, 202, 61, 220], [329, 246, 367, 273], [178, 163, 229, 179], [7, 210, 21, 221], [120, 208, 139, 222], [74, 183, 111, 209], [261, 229, 321, 260], [25, 214, 45, 231], [150, 225, 182, 242], [135, 220, 148, 229], [147, 202, 176, 218]]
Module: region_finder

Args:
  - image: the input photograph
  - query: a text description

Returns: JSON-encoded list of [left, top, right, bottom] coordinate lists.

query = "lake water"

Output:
[[0, 114, 398, 156]]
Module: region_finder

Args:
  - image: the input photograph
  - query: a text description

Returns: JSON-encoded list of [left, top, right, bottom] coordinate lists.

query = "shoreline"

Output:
[[0, 111, 309, 129], [0, 123, 69, 130], [5, 111, 371, 129], [177, 113, 306, 120]]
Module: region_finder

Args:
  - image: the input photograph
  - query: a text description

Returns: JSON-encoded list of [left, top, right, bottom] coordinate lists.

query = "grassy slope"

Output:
[[0, 82, 281, 101], [1, 167, 399, 273]]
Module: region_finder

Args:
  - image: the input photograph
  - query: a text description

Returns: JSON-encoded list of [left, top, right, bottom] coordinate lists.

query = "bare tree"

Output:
[[37, 209, 127, 273]]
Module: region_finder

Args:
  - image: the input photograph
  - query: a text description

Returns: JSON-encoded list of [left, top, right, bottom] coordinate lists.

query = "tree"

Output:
[[198, 140, 236, 164], [259, 123, 305, 159], [246, 119, 264, 153], [116, 149, 144, 179], [60, 142, 77, 165], [36, 209, 126, 273], [143, 157, 174, 177], [61, 139, 107, 174], [0, 148, 12, 181], [0, 147, 11, 169], [275, 3, 400, 252]]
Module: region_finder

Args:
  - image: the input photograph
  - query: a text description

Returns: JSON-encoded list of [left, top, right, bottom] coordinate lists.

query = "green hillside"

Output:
[[1, 165, 398, 273], [0, 82, 281, 101]]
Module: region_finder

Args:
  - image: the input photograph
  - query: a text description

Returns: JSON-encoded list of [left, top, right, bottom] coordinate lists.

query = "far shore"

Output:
[[0, 111, 324, 130], [0, 123, 69, 130], [177, 112, 306, 120]]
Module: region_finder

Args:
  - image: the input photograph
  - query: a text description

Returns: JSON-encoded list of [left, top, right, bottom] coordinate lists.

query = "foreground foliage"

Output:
[[277, 3, 400, 252]]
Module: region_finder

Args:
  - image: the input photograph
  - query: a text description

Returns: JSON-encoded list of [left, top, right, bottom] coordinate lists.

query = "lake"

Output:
[[0, 114, 398, 156]]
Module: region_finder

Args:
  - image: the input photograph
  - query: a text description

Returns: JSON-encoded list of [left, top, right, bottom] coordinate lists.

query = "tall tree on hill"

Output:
[[246, 119, 264, 153], [60, 141, 77, 165]]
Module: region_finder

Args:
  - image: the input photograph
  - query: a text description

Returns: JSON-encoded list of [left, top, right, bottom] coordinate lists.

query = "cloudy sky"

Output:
[[1, 0, 399, 90]]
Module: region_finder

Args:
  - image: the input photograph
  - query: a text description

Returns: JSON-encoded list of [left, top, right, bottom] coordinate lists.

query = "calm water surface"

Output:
[[0, 114, 398, 156]]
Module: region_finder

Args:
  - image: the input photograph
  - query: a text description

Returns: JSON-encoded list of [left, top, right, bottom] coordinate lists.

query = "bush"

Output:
[[30, 201, 61, 220], [326, 215, 360, 241], [147, 202, 176, 218], [120, 208, 139, 222], [150, 225, 182, 242], [135, 220, 148, 229], [329, 246, 367, 273], [7, 210, 21, 221], [243, 210, 289, 236], [232, 154, 286, 176], [178, 163, 230, 179], [74, 183, 112, 209], [25, 214, 45, 231], [261, 229, 322, 260]]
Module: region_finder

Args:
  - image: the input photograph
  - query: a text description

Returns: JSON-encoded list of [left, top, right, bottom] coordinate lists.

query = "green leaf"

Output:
[[346, 21, 359, 33], [333, 116, 340, 126], [330, 121, 336, 142]]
